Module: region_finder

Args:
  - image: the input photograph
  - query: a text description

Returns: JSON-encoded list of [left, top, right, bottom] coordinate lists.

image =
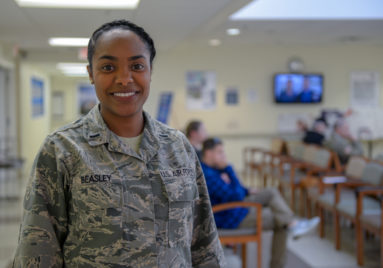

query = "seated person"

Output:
[[315, 108, 353, 140], [201, 138, 320, 268], [325, 119, 364, 164], [302, 119, 327, 146], [185, 120, 208, 159]]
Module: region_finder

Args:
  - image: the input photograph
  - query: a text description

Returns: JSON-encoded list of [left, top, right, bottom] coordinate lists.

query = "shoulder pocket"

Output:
[[160, 171, 199, 202]]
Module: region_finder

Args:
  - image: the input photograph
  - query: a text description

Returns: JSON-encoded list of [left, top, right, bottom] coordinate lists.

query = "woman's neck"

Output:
[[102, 110, 145, 138]]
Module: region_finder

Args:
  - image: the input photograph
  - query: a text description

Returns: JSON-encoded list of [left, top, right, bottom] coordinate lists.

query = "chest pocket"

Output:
[[161, 171, 199, 248], [72, 182, 122, 229]]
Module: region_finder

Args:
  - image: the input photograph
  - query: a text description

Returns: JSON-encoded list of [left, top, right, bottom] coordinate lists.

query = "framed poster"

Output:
[[156, 92, 173, 124], [31, 77, 44, 118], [226, 87, 239, 105], [350, 71, 380, 107], [186, 71, 216, 110], [78, 84, 98, 115], [52, 92, 64, 120]]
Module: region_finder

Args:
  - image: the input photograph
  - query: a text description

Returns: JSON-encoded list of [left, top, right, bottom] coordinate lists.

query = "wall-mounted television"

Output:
[[274, 73, 323, 103]]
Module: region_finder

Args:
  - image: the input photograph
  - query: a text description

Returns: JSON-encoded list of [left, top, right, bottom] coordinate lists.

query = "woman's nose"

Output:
[[116, 67, 133, 86]]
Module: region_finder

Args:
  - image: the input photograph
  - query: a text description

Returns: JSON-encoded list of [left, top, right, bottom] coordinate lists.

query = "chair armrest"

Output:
[[355, 186, 383, 196], [305, 165, 329, 175], [355, 186, 383, 216], [334, 179, 369, 203], [212, 201, 262, 212], [212, 202, 262, 231], [251, 148, 265, 153]]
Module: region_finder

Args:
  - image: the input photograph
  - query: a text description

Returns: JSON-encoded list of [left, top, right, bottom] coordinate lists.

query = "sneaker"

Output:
[[290, 216, 320, 239]]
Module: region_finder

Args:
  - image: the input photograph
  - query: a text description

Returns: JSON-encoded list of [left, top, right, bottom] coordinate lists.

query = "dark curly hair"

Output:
[[87, 19, 156, 69]]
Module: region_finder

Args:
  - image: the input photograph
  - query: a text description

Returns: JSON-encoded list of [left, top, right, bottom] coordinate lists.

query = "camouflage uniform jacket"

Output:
[[14, 106, 225, 268]]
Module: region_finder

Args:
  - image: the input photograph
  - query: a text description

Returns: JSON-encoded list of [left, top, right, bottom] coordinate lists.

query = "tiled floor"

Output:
[[0, 180, 380, 268], [0, 200, 22, 268]]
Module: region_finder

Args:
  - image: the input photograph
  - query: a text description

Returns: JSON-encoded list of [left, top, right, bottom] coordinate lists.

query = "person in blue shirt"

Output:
[[201, 137, 320, 268], [298, 77, 314, 102], [278, 79, 297, 102]]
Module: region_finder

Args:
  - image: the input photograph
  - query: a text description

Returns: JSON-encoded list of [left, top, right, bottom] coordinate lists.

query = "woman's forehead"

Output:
[[94, 29, 147, 54]]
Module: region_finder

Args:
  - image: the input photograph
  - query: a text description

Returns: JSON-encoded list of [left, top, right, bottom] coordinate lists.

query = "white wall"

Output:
[[20, 63, 51, 173], [50, 76, 90, 131], [149, 44, 383, 131], [146, 44, 383, 168], [48, 44, 383, 169]]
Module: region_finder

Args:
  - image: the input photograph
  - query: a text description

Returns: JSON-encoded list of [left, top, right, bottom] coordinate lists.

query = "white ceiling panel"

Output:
[[0, 0, 382, 63]]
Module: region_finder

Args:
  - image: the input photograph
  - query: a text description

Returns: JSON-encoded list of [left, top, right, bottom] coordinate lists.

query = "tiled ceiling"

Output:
[[0, 0, 382, 62]]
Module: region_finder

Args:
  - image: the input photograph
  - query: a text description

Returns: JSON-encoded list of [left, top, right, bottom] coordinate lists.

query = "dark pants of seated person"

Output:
[[239, 188, 294, 268]]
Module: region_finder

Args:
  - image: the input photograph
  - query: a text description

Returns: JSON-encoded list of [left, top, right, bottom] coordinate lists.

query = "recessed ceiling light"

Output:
[[14, 0, 140, 9], [209, 39, 222, 46], [49, 38, 89, 47], [57, 62, 88, 76], [226, 28, 240, 36]]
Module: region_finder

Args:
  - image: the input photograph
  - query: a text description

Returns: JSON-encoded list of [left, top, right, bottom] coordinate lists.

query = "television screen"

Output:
[[274, 73, 323, 103]]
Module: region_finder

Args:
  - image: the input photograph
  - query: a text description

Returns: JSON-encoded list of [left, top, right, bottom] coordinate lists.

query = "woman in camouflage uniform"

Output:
[[14, 20, 225, 268]]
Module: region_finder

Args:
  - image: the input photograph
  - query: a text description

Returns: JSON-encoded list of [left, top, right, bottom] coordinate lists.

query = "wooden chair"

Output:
[[277, 144, 325, 211], [244, 138, 287, 188], [314, 155, 367, 238], [268, 141, 306, 206], [259, 138, 288, 188], [243, 146, 265, 185], [356, 186, 383, 267], [212, 202, 262, 268], [333, 161, 383, 250], [298, 147, 341, 217]]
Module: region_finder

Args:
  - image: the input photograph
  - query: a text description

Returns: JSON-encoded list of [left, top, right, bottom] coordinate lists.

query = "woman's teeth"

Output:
[[113, 92, 136, 97]]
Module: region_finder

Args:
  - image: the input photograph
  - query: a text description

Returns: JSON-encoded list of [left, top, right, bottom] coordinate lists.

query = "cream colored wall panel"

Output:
[[20, 64, 51, 176]]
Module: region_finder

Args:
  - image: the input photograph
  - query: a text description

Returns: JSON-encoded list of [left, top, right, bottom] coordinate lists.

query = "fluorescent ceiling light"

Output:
[[14, 0, 140, 9], [227, 28, 240, 36], [57, 63, 88, 76], [209, 39, 221, 46], [231, 0, 383, 20], [49, 38, 89, 47]]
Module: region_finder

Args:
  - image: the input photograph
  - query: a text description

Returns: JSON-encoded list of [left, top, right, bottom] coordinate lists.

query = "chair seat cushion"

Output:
[[360, 214, 381, 229], [307, 187, 334, 202], [336, 196, 380, 217], [316, 189, 344, 207], [218, 228, 258, 236], [279, 169, 306, 185]]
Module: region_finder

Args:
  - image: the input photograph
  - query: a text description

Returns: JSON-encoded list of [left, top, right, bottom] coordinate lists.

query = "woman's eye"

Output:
[[101, 65, 114, 72], [132, 64, 144, 71]]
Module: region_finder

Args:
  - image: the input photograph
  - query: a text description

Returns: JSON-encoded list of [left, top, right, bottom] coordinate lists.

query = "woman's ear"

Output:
[[87, 65, 94, 84]]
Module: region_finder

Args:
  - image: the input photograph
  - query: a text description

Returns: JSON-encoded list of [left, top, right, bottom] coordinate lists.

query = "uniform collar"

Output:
[[83, 104, 160, 161]]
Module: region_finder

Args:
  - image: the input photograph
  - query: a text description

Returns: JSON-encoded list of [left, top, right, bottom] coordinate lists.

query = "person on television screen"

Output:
[[298, 77, 315, 103], [278, 79, 297, 102]]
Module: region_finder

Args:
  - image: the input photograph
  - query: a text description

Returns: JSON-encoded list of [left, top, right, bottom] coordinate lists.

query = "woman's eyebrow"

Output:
[[98, 54, 145, 61], [98, 55, 117, 61]]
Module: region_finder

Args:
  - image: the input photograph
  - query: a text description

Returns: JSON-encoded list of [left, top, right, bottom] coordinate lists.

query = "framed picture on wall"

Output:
[[52, 92, 64, 120], [78, 83, 98, 116], [31, 77, 44, 118], [156, 92, 173, 124], [186, 71, 216, 110]]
